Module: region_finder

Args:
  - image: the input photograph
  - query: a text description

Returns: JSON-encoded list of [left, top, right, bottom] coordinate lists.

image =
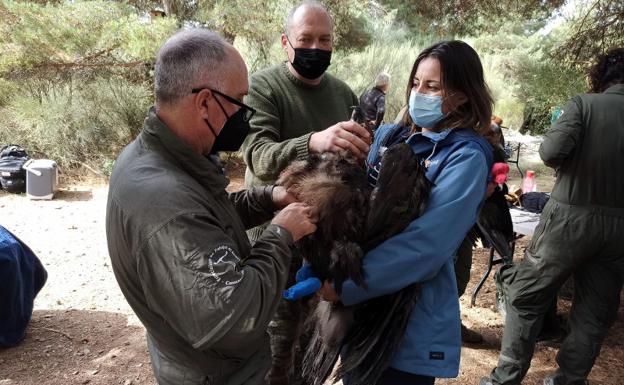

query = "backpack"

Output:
[[0, 145, 30, 193]]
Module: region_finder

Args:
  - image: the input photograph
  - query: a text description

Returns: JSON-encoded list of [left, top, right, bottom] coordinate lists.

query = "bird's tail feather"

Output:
[[303, 302, 353, 385], [334, 284, 420, 385]]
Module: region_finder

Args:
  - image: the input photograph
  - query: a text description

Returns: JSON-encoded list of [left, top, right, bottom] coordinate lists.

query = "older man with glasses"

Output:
[[106, 28, 317, 385]]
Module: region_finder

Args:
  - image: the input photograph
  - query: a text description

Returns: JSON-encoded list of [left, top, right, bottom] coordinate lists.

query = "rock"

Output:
[[0, 379, 15, 385], [90, 370, 99, 375], [123, 380, 133, 385]]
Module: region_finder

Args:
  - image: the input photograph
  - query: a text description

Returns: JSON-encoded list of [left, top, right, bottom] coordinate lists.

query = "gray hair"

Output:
[[375, 72, 390, 87], [154, 28, 229, 105], [284, 0, 332, 36]]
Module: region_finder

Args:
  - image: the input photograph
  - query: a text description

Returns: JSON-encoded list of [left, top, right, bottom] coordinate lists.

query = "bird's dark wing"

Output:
[[365, 143, 431, 250], [334, 284, 421, 385], [476, 187, 514, 260]]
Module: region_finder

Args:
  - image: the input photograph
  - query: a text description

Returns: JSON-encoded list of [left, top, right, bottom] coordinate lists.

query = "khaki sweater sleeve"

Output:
[[228, 186, 276, 230], [241, 74, 312, 183]]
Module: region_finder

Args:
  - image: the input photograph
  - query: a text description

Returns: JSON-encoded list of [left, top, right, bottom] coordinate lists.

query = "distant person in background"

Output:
[[359, 71, 390, 132], [480, 47, 624, 385], [484, 117, 507, 163], [519, 105, 536, 135]]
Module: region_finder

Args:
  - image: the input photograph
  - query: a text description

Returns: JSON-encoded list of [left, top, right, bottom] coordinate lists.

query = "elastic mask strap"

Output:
[[424, 141, 438, 163], [213, 93, 230, 119], [204, 119, 218, 138]]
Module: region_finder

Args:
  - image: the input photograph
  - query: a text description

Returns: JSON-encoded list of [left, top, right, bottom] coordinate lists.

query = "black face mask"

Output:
[[288, 38, 332, 80], [196, 88, 255, 154], [205, 108, 250, 154]]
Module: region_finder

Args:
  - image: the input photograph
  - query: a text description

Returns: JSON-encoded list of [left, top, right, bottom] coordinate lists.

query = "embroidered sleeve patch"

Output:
[[207, 245, 245, 286]]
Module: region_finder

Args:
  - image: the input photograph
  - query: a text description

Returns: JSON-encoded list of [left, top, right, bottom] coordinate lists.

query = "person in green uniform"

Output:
[[106, 28, 317, 385], [240, 2, 371, 384], [480, 48, 624, 385]]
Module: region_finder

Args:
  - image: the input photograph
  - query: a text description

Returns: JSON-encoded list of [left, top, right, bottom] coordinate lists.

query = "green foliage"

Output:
[[324, 0, 373, 51], [0, 0, 609, 175], [0, 0, 176, 79], [378, 0, 564, 36], [330, 9, 438, 122], [514, 59, 586, 134], [555, 0, 624, 66], [472, 23, 587, 134], [0, 76, 151, 169], [197, 0, 287, 43], [0, 78, 17, 107], [0, 0, 176, 173], [332, 39, 422, 122], [479, 51, 524, 130]]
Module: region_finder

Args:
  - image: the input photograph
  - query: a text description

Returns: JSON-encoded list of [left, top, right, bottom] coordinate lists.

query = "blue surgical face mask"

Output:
[[408, 90, 446, 128]]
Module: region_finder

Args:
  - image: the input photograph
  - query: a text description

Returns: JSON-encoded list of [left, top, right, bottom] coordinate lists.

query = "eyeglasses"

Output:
[[191, 87, 256, 122]]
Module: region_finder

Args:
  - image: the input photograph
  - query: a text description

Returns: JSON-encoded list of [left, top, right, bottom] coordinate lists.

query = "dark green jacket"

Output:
[[540, 84, 624, 208], [106, 108, 294, 384]]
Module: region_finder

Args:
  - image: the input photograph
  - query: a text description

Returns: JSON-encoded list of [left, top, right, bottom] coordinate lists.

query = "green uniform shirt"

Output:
[[241, 62, 358, 188], [540, 84, 624, 208], [106, 108, 294, 384]]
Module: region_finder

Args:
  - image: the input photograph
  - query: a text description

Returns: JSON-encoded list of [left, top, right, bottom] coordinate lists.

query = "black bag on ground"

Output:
[[521, 192, 550, 214], [0, 145, 29, 193]]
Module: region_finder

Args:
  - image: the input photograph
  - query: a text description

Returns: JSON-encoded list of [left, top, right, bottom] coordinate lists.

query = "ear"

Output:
[[193, 88, 213, 119], [281, 34, 289, 51]]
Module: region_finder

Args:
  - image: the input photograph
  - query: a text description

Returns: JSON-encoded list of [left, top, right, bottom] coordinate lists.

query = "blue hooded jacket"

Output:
[[340, 123, 492, 378]]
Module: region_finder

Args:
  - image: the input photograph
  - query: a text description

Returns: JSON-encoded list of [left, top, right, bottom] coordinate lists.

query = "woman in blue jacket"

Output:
[[320, 40, 494, 384]]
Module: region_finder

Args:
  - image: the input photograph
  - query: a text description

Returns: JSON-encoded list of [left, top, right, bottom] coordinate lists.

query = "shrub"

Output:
[[0, 76, 151, 170]]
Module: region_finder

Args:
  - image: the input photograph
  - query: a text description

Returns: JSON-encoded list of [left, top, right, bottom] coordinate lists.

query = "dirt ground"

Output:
[[1, 158, 622, 385]]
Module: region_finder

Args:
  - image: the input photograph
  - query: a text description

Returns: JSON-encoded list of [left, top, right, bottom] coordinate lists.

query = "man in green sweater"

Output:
[[240, 2, 371, 384]]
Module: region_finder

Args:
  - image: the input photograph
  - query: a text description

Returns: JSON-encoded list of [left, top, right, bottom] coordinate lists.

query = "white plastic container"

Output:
[[23, 159, 58, 200]]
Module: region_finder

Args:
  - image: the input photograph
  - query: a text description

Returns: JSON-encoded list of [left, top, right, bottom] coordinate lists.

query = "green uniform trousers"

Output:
[[490, 199, 624, 384], [249, 225, 315, 385], [265, 250, 317, 385]]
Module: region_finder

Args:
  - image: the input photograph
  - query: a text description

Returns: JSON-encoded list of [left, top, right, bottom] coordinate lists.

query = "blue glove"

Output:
[[282, 277, 321, 301], [283, 263, 321, 301], [295, 262, 316, 282]]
